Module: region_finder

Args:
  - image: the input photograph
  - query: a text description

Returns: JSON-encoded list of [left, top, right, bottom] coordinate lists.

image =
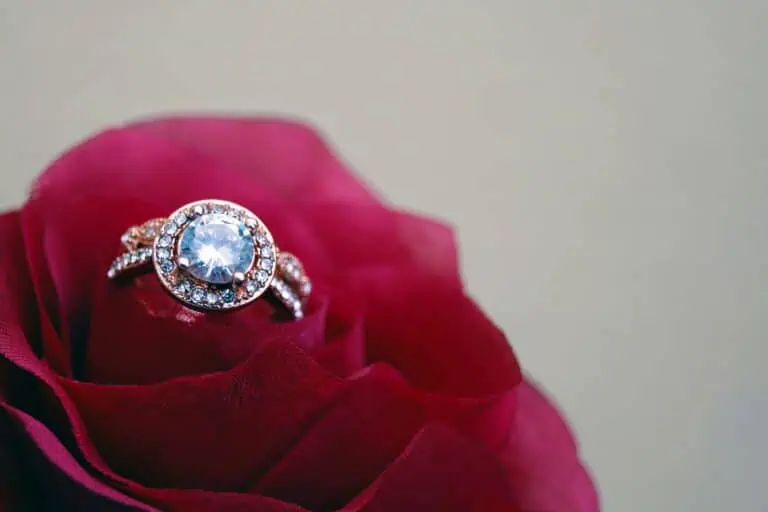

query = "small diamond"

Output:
[[246, 281, 259, 295], [193, 205, 205, 216], [222, 288, 235, 303], [259, 258, 273, 270], [173, 212, 188, 226], [158, 236, 172, 248], [255, 233, 268, 244], [160, 260, 175, 273], [206, 291, 219, 305], [261, 247, 273, 258], [129, 252, 140, 264], [163, 222, 177, 235], [192, 287, 206, 303], [175, 281, 191, 297], [299, 280, 312, 296], [157, 248, 170, 261], [255, 270, 269, 283]]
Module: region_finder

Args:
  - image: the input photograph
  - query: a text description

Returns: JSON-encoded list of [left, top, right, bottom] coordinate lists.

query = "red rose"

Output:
[[0, 117, 598, 511]]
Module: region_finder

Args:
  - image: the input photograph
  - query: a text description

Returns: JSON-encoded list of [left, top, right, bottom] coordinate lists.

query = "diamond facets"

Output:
[[178, 213, 255, 285], [153, 200, 277, 312]]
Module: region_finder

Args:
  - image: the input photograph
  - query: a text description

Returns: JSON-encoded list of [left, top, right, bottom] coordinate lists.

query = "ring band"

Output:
[[107, 199, 311, 318]]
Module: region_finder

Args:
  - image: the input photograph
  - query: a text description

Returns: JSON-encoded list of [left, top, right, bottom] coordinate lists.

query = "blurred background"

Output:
[[1, 2, 766, 510]]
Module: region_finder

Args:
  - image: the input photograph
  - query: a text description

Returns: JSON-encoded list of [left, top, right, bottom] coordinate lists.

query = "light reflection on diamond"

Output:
[[178, 213, 255, 285]]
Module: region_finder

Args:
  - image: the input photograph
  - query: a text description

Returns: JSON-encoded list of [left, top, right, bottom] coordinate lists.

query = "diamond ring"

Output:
[[107, 199, 311, 318]]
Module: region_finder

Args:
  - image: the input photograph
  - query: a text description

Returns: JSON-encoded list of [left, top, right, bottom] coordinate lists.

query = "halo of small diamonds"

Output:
[[153, 200, 277, 311]]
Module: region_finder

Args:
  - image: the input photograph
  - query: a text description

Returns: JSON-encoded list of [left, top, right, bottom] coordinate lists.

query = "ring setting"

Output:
[[108, 200, 310, 318]]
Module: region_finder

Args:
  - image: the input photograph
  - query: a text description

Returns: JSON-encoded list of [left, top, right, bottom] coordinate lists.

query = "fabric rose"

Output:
[[0, 117, 598, 511]]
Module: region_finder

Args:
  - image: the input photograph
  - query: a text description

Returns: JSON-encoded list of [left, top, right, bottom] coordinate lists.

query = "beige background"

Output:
[[1, 2, 767, 510]]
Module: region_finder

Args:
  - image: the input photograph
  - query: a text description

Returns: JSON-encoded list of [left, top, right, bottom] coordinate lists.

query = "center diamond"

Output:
[[178, 213, 255, 285]]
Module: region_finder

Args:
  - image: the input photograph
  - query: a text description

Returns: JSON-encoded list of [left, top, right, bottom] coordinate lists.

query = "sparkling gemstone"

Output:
[[259, 258, 273, 270], [261, 247, 273, 258], [255, 270, 269, 283], [206, 291, 219, 305], [173, 212, 188, 226], [191, 287, 206, 303], [163, 222, 177, 235], [178, 213, 255, 285], [158, 236, 171, 248], [160, 260, 175, 273], [175, 280, 191, 297], [222, 288, 235, 303], [157, 248, 170, 261], [246, 281, 258, 295]]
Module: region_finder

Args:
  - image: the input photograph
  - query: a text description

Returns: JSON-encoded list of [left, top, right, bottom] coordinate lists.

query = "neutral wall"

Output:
[[1, 2, 766, 510]]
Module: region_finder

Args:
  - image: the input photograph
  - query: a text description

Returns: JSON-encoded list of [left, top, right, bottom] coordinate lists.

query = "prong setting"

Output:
[[153, 200, 278, 311]]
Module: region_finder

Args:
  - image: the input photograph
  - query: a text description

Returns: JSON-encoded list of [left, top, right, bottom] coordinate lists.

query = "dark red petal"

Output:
[[253, 364, 426, 510], [0, 402, 157, 511], [454, 389, 519, 454], [0, 325, 310, 511], [0, 211, 70, 381], [0, 213, 38, 347], [344, 424, 519, 512], [59, 340, 343, 490], [134, 488, 307, 512], [310, 291, 366, 377], [292, 204, 460, 284], [502, 379, 599, 512], [85, 272, 329, 384], [361, 271, 521, 397]]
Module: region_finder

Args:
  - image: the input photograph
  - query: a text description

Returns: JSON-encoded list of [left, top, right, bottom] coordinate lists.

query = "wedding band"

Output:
[[107, 199, 311, 318]]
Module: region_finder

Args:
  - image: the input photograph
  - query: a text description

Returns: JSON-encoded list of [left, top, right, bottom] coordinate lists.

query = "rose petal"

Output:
[[133, 488, 307, 512], [344, 424, 519, 512], [362, 272, 521, 397], [0, 402, 157, 511], [253, 364, 426, 509], [310, 291, 366, 377], [85, 274, 329, 384], [0, 322, 310, 511], [503, 379, 600, 511], [0, 211, 70, 380], [59, 340, 343, 490], [292, 203, 460, 284]]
